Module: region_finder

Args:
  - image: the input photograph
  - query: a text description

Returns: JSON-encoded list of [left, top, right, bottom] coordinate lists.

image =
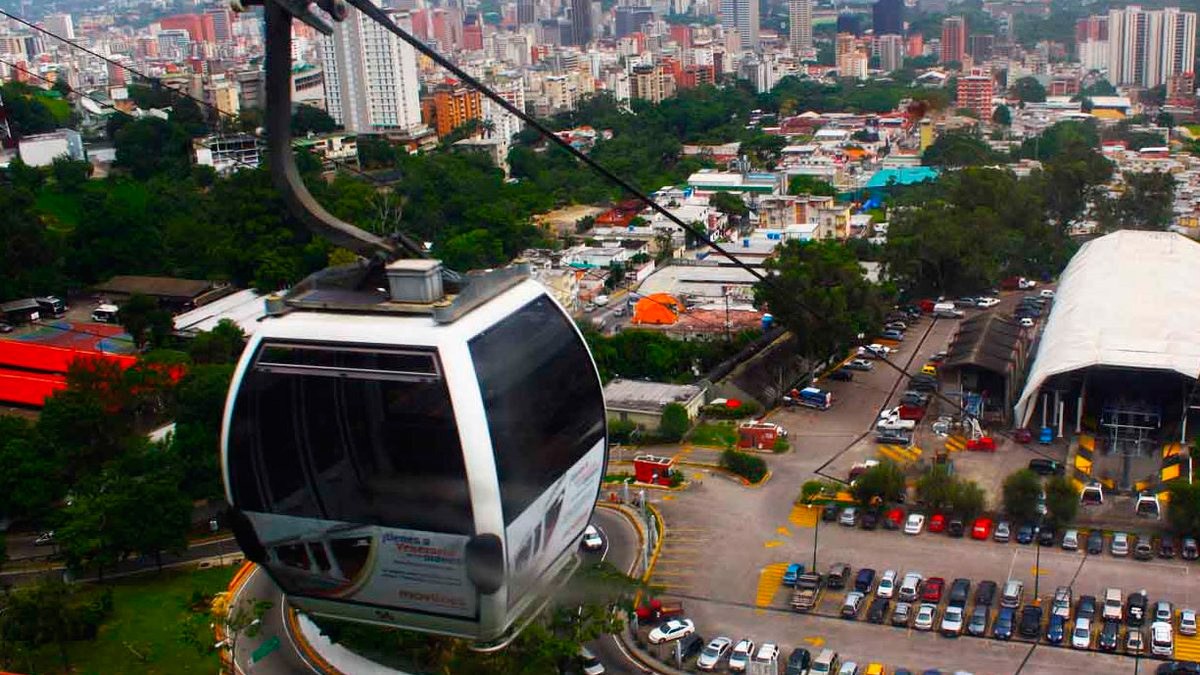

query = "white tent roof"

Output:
[[1014, 231, 1200, 425]]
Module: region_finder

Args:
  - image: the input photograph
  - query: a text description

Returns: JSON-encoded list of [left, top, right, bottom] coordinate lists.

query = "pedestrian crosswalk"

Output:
[[789, 504, 819, 528], [755, 562, 789, 607], [944, 434, 968, 453], [1176, 632, 1200, 661], [878, 444, 922, 464]]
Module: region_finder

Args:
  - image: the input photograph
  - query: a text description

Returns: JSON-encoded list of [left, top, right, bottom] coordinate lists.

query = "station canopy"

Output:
[[1014, 231, 1200, 425]]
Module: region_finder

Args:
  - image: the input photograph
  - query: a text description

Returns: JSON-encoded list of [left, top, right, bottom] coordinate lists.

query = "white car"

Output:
[[580, 646, 606, 675], [1181, 609, 1198, 636], [1071, 617, 1092, 649], [876, 415, 916, 431], [899, 572, 924, 602], [1040, 289, 1055, 299], [846, 358, 875, 371], [1111, 532, 1130, 556], [904, 514, 926, 535], [648, 619, 695, 644], [914, 603, 938, 631], [858, 344, 893, 358], [838, 663, 859, 675], [581, 524, 604, 552], [1061, 529, 1079, 551], [1152, 621, 1174, 657], [941, 605, 965, 636], [728, 639, 754, 672], [976, 297, 1000, 308], [1019, 317, 1034, 328], [877, 569, 898, 599], [697, 637, 733, 671]]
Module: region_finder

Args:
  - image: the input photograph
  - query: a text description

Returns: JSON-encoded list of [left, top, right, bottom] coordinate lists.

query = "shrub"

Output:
[[608, 418, 638, 444], [721, 449, 767, 483], [701, 400, 763, 419], [658, 403, 691, 442], [773, 437, 790, 453]]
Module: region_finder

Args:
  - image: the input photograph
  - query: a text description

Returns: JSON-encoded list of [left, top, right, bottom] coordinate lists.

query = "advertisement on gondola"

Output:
[[249, 512, 477, 619], [505, 439, 605, 609]]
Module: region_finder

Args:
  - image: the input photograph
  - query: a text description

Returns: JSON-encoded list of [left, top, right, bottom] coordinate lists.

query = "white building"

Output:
[[43, 13, 75, 40], [18, 129, 84, 167], [719, 0, 759, 51], [1107, 6, 1197, 87], [320, 2, 424, 135], [193, 134, 261, 175]]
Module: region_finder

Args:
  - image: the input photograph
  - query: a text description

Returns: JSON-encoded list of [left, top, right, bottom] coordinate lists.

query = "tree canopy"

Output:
[[1009, 76, 1047, 104]]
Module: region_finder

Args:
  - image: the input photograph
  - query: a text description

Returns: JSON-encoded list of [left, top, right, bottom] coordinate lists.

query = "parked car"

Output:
[[1071, 617, 1092, 649], [880, 329, 905, 341], [1077, 595, 1098, 621], [1016, 523, 1035, 545], [904, 514, 926, 535], [839, 507, 859, 527], [891, 601, 912, 627], [1099, 619, 1120, 652], [1135, 540, 1154, 560], [822, 504, 840, 522], [1181, 608, 1198, 636], [698, 637, 733, 671], [948, 579, 971, 608], [1087, 530, 1104, 555], [994, 607, 1015, 640], [993, 521, 1011, 543], [1152, 621, 1174, 657], [1056, 529, 1083, 553], [729, 639, 755, 672], [883, 508, 905, 530], [967, 604, 990, 636], [900, 391, 931, 407], [1038, 525, 1057, 547], [1128, 591, 1148, 627], [941, 605, 965, 637], [974, 580, 998, 606], [841, 592, 866, 619], [914, 603, 937, 631], [971, 517, 993, 540], [860, 510, 880, 530], [867, 597, 891, 624], [946, 519, 965, 538], [1046, 614, 1066, 645], [845, 359, 875, 371], [1001, 580, 1024, 609], [1028, 459, 1065, 476], [1052, 586, 1073, 619], [648, 619, 695, 644], [1112, 532, 1130, 556], [1019, 605, 1044, 638], [877, 570, 898, 599], [783, 563, 804, 587], [884, 321, 908, 331], [827, 563, 851, 590], [827, 368, 854, 382], [1126, 627, 1145, 655], [854, 568, 877, 594], [899, 573, 923, 602], [1183, 537, 1199, 560], [1159, 537, 1177, 559], [928, 514, 947, 533], [921, 577, 946, 603], [785, 648, 811, 675], [976, 297, 1001, 308]]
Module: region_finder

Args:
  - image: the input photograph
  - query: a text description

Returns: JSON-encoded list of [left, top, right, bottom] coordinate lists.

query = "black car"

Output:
[[1128, 591, 1148, 627], [876, 429, 912, 445], [1016, 523, 1035, 544], [948, 578, 971, 607], [1077, 595, 1098, 621], [900, 391, 931, 407], [1157, 663, 1200, 675], [1087, 529, 1104, 554], [1099, 619, 1120, 652], [678, 633, 705, 660], [867, 596, 891, 624], [1038, 526, 1057, 547], [860, 510, 881, 530], [1160, 537, 1177, 559], [1019, 605, 1043, 638], [1029, 459, 1065, 476], [855, 567, 877, 593], [947, 519, 965, 538], [975, 580, 998, 606], [785, 648, 811, 675], [909, 377, 938, 392], [827, 368, 854, 382], [822, 503, 840, 522]]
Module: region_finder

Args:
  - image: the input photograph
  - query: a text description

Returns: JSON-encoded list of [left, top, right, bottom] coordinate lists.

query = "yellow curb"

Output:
[[286, 606, 343, 674], [634, 504, 667, 608]]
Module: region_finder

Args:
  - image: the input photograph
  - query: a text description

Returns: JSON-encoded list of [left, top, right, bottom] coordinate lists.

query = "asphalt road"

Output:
[[638, 298, 1187, 673]]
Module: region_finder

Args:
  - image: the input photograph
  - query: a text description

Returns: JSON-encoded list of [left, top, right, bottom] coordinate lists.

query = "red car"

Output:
[[922, 577, 946, 602], [971, 517, 993, 540], [899, 404, 926, 421], [966, 436, 996, 452], [928, 513, 947, 533], [884, 507, 905, 530], [1014, 428, 1033, 444]]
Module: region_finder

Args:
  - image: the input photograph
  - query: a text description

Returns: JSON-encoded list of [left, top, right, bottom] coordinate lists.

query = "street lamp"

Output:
[[1033, 515, 1045, 602], [811, 505, 821, 572]]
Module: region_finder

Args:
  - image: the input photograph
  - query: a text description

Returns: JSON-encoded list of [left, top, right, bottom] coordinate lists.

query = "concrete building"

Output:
[[603, 378, 708, 428], [193, 134, 261, 175], [42, 13, 75, 40], [320, 3, 424, 135], [428, 81, 482, 138], [941, 15, 966, 64], [631, 65, 676, 103], [957, 72, 994, 118], [570, 0, 594, 45], [720, 0, 759, 51], [872, 0, 903, 36], [878, 34, 905, 72], [789, 0, 813, 53], [1107, 6, 1197, 87], [17, 129, 84, 167]]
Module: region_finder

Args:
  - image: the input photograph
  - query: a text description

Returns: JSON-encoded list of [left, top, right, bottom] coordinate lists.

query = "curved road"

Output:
[[231, 505, 649, 674]]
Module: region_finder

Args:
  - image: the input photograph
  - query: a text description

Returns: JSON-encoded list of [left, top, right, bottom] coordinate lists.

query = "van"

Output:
[[809, 649, 840, 675], [1001, 579, 1024, 609], [91, 304, 120, 323], [35, 296, 66, 317], [1151, 621, 1174, 657]]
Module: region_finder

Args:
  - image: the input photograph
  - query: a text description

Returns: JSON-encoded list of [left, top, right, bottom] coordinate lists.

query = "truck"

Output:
[[790, 573, 823, 612], [784, 387, 831, 411], [1001, 276, 1038, 290], [737, 422, 787, 450], [918, 299, 936, 313], [635, 598, 684, 624]]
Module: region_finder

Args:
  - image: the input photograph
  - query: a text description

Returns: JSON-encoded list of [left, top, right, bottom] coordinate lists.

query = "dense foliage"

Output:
[[582, 327, 755, 383], [721, 449, 768, 483]]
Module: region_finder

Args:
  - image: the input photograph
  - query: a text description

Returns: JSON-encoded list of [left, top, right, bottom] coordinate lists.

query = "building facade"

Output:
[[872, 0, 903, 36], [1107, 6, 1197, 87], [720, 0, 759, 51], [956, 71, 994, 119], [789, 0, 813, 53], [941, 15, 966, 64]]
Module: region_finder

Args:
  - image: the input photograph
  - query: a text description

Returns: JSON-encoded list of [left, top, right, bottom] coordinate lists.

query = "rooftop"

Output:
[[603, 378, 706, 413]]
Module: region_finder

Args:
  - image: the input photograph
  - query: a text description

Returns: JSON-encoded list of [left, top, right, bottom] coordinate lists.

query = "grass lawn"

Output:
[[35, 190, 84, 232], [689, 421, 737, 448], [17, 565, 236, 675]]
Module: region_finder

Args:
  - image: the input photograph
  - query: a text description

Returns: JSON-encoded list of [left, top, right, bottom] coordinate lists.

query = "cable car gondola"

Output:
[[222, 0, 607, 647]]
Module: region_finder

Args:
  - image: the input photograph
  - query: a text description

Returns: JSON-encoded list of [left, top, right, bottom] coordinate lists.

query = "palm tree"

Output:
[[480, 118, 496, 139]]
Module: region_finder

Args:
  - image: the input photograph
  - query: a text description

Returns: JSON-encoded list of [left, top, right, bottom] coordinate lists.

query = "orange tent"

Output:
[[632, 293, 681, 325]]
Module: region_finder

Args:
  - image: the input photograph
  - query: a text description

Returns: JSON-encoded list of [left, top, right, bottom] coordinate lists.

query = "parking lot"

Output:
[[637, 293, 1195, 673]]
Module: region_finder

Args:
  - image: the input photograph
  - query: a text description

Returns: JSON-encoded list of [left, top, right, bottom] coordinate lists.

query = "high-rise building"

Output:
[[205, 6, 234, 43], [42, 13, 74, 40], [428, 81, 482, 138], [878, 34, 904, 72], [720, 0, 759, 51], [1167, 71, 1195, 104], [630, 64, 676, 102], [321, 4, 424, 135], [789, 0, 812, 52], [941, 16, 966, 64], [872, 0, 902, 36], [836, 13, 862, 36], [160, 14, 217, 43], [956, 71, 994, 118], [517, 0, 535, 25], [967, 34, 994, 62], [571, 0, 593, 45], [616, 6, 655, 38], [1107, 6, 1196, 87]]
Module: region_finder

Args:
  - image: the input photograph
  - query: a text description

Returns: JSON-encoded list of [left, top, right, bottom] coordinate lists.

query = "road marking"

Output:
[[1031, 566, 1047, 576], [788, 504, 819, 528], [802, 636, 826, 648], [777, 527, 791, 537], [945, 435, 967, 452], [764, 540, 783, 548], [661, 495, 675, 501], [692, 472, 705, 479], [1176, 632, 1200, 660], [755, 563, 789, 607]]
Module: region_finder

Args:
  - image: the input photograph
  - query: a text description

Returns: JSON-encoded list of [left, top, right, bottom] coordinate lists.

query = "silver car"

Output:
[[993, 521, 1011, 542]]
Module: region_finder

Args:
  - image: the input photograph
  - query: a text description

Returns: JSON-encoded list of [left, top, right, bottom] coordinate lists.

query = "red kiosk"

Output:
[[633, 454, 675, 486]]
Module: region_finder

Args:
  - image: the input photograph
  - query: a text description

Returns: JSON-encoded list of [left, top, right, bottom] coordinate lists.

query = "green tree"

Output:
[[756, 240, 884, 365], [658, 402, 691, 442], [0, 578, 112, 671], [720, 449, 767, 483], [119, 293, 174, 350], [292, 103, 340, 135], [915, 464, 957, 512], [709, 191, 749, 219], [991, 104, 1012, 126], [169, 97, 210, 137], [1097, 170, 1177, 232], [1167, 481, 1200, 536], [1043, 475, 1079, 527], [851, 459, 906, 506], [187, 319, 246, 365], [114, 117, 193, 180], [922, 131, 1004, 167], [0, 82, 59, 136], [1009, 76, 1047, 104], [788, 174, 838, 197], [0, 417, 63, 522], [1002, 469, 1042, 523], [950, 479, 986, 521], [50, 156, 91, 190]]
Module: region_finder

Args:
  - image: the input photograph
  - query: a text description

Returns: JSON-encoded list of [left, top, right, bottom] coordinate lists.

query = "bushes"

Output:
[[607, 419, 638, 444], [658, 403, 691, 442], [701, 400, 762, 419], [721, 449, 767, 484], [772, 436, 790, 453]]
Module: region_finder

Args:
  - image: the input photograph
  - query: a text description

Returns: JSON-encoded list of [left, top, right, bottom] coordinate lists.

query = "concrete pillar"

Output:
[[1075, 395, 1084, 434], [1042, 393, 1049, 428], [1053, 390, 1061, 428], [1058, 399, 1065, 438]]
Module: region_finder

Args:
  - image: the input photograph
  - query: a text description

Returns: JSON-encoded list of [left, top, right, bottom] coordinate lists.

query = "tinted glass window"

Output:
[[470, 295, 606, 524], [228, 343, 473, 534]]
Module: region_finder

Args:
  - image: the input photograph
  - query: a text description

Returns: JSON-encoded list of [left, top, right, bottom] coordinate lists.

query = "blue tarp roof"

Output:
[[864, 167, 940, 189]]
